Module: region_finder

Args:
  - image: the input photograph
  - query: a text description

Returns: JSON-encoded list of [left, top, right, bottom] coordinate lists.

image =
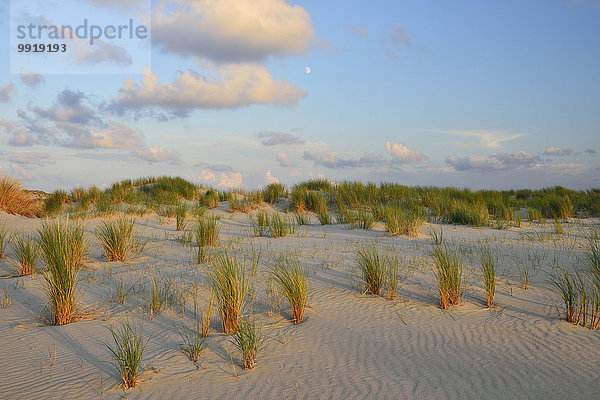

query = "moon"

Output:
[[305, 66, 311, 74]]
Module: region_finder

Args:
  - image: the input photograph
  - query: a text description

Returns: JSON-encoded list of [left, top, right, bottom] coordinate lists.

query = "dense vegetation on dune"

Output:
[[1, 175, 598, 224]]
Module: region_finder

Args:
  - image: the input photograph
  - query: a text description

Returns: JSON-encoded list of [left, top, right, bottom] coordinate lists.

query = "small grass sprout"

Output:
[[478, 245, 496, 307], [179, 321, 207, 362], [12, 234, 40, 276], [231, 318, 264, 370], [106, 320, 148, 389], [175, 203, 188, 231]]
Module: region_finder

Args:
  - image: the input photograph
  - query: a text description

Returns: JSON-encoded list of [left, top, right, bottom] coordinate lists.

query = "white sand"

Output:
[[0, 209, 598, 399]]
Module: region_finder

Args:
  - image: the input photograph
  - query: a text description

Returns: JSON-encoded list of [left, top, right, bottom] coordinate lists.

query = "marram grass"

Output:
[[96, 218, 145, 262], [12, 234, 40, 276], [432, 245, 465, 309], [106, 320, 148, 389], [232, 318, 264, 369], [478, 245, 496, 307], [38, 220, 83, 325], [270, 254, 309, 324], [208, 252, 249, 334]]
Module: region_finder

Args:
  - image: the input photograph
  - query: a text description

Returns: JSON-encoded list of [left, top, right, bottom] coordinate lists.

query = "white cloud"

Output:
[[530, 163, 588, 176], [5, 150, 58, 167], [543, 146, 573, 156], [113, 66, 306, 111], [446, 150, 538, 171], [276, 152, 295, 167], [152, 0, 314, 62], [134, 147, 181, 163], [385, 141, 423, 163], [0, 84, 15, 102], [19, 69, 45, 88], [198, 170, 216, 184], [303, 150, 382, 169], [218, 171, 243, 188], [258, 131, 304, 146], [423, 129, 525, 149], [62, 120, 145, 149], [265, 170, 279, 184]]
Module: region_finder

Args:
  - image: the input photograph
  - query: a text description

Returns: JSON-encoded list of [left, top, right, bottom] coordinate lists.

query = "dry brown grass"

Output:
[[0, 176, 41, 217]]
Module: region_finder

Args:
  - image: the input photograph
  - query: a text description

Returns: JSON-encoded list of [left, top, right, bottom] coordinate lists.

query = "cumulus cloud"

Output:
[[218, 171, 243, 188], [0, 84, 15, 102], [303, 150, 382, 169], [2, 89, 178, 164], [19, 69, 45, 88], [112, 66, 306, 112], [276, 152, 295, 167], [584, 148, 597, 154], [258, 131, 304, 146], [198, 170, 216, 184], [385, 141, 423, 163], [197, 168, 242, 188], [31, 89, 100, 125], [0, 119, 35, 146], [543, 146, 573, 156], [152, 0, 314, 63], [446, 150, 538, 171], [58, 120, 144, 149], [265, 170, 279, 184]]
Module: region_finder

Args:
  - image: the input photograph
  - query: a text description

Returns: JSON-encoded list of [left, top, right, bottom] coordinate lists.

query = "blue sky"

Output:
[[0, 0, 598, 191]]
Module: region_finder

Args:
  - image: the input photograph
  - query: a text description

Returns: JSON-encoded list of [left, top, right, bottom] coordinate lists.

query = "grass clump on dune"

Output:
[[262, 182, 286, 204], [270, 254, 309, 324], [383, 205, 424, 237], [0, 220, 11, 259], [0, 175, 40, 217], [355, 244, 403, 300], [175, 203, 188, 231], [179, 320, 207, 362], [38, 220, 83, 325], [38, 219, 88, 269], [432, 245, 465, 309], [232, 318, 263, 370], [269, 214, 296, 238], [195, 216, 220, 263], [551, 269, 585, 325], [355, 244, 387, 296], [106, 320, 147, 389], [478, 245, 496, 307], [96, 218, 145, 262], [208, 252, 249, 334], [12, 234, 40, 276], [44, 190, 69, 217]]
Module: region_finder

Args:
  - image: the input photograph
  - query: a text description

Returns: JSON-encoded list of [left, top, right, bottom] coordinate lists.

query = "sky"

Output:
[[0, 0, 599, 192]]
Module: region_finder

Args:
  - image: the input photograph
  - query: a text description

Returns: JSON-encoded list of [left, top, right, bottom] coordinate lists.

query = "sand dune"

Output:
[[0, 211, 598, 399]]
